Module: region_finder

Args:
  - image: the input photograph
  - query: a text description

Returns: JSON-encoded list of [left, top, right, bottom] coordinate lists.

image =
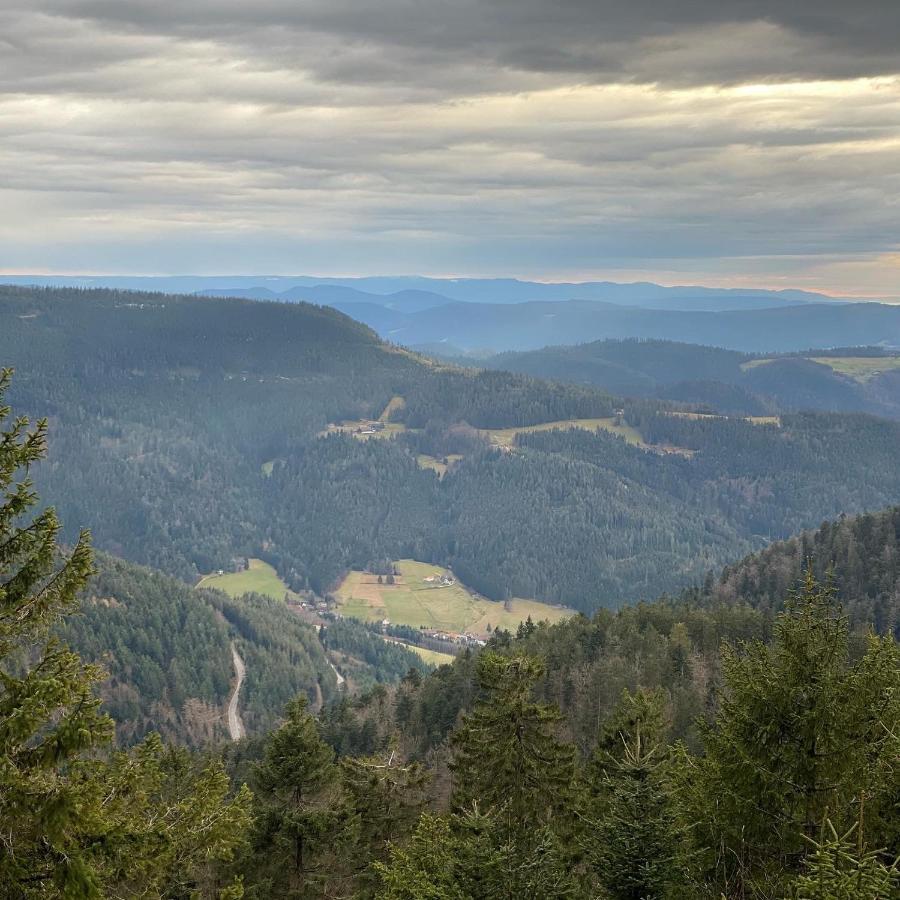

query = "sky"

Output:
[[2, 1, 899, 296]]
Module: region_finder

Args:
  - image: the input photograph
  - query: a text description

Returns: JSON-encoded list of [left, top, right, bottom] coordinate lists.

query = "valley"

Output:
[[6, 286, 900, 615], [10, 0, 900, 889]]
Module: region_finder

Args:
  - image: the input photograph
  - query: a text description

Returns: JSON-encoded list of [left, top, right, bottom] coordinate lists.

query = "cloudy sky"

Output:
[[2, 1, 899, 295]]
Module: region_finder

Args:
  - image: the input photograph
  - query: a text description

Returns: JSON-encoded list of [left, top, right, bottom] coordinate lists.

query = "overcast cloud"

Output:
[[2, 0, 899, 294]]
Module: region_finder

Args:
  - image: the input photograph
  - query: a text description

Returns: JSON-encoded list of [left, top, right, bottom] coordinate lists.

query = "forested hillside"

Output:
[[472, 338, 900, 419], [5, 366, 900, 898], [319, 503, 900, 764], [250, 506, 900, 897], [6, 286, 900, 612], [62, 552, 339, 745]]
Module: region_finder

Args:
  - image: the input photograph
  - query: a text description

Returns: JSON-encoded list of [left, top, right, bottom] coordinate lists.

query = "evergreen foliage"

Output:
[[247, 695, 348, 897], [683, 571, 900, 896], [0, 369, 251, 896]]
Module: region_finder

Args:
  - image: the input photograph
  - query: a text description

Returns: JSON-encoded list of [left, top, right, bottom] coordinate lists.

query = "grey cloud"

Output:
[[17, 0, 900, 90], [1, 1, 899, 293]]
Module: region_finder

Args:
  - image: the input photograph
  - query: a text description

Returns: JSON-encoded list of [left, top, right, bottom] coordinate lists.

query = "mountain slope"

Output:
[[5, 285, 900, 614], [63, 552, 337, 745], [324, 504, 900, 766], [472, 339, 900, 418]]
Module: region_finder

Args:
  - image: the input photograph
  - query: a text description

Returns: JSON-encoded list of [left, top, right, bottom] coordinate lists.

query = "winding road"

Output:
[[227, 643, 246, 741]]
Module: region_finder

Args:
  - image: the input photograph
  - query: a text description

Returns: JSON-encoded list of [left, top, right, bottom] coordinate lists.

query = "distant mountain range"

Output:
[[347, 299, 900, 354], [0, 274, 847, 309], [6, 273, 898, 354]]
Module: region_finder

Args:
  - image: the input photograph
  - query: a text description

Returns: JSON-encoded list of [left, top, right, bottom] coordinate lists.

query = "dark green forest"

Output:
[[5, 286, 900, 614], [3, 355, 900, 897]]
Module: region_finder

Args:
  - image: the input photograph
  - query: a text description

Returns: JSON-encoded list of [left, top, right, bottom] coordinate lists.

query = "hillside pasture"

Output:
[[335, 559, 572, 634], [383, 636, 456, 666], [811, 356, 900, 383], [479, 417, 645, 449], [197, 558, 292, 601], [416, 453, 464, 476]]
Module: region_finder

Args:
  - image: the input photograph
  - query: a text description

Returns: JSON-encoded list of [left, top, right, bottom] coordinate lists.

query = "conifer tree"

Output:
[[373, 806, 580, 900], [450, 653, 574, 844], [249, 694, 347, 896], [685, 570, 900, 895], [788, 821, 899, 899], [582, 688, 690, 899], [340, 747, 430, 892], [0, 369, 111, 893], [0, 369, 252, 897]]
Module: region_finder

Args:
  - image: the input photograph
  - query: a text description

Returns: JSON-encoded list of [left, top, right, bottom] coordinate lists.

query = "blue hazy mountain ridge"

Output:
[[323, 298, 900, 353], [4, 273, 845, 310]]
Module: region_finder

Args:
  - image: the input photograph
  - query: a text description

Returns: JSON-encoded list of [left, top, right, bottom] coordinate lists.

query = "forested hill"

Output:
[[691, 504, 900, 635], [6, 285, 900, 613], [326, 503, 900, 765], [64, 552, 338, 745], [465, 338, 900, 419]]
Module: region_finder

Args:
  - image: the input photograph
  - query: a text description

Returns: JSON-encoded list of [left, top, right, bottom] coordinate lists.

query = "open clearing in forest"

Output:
[[479, 417, 645, 448], [197, 558, 292, 601], [667, 411, 781, 426], [383, 636, 457, 666], [810, 357, 900, 382], [742, 355, 900, 384], [335, 559, 572, 635], [321, 395, 410, 441], [416, 453, 464, 476]]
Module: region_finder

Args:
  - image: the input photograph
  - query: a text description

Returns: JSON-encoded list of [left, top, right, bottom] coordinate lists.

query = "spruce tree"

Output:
[[249, 694, 347, 896], [0, 369, 111, 893], [788, 821, 899, 899], [0, 370, 252, 896], [685, 570, 900, 895], [450, 653, 574, 844], [373, 807, 581, 900], [340, 748, 430, 892], [582, 689, 690, 899]]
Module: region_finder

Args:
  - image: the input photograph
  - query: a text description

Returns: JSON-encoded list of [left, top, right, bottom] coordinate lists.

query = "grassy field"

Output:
[[197, 558, 291, 601], [479, 417, 646, 448], [743, 355, 900, 384], [335, 559, 572, 634], [810, 357, 900, 383], [384, 637, 456, 666], [667, 411, 780, 426], [416, 453, 464, 476], [379, 395, 406, 421]]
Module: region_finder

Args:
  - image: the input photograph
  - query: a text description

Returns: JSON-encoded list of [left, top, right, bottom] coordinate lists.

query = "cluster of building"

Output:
[[420, 628, 486, 648], [423, 572, 455, 586]]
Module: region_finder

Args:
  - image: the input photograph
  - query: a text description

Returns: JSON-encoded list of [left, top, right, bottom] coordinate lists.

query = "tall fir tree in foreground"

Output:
[[446, 652, 580, 897], [450, 653, 575, 840], [683, 570, 900, 897], [0, 367, 111, 892], [581, 688, 691, 899], [248, 694, 348, 898], [0, 369, 250, 897]]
